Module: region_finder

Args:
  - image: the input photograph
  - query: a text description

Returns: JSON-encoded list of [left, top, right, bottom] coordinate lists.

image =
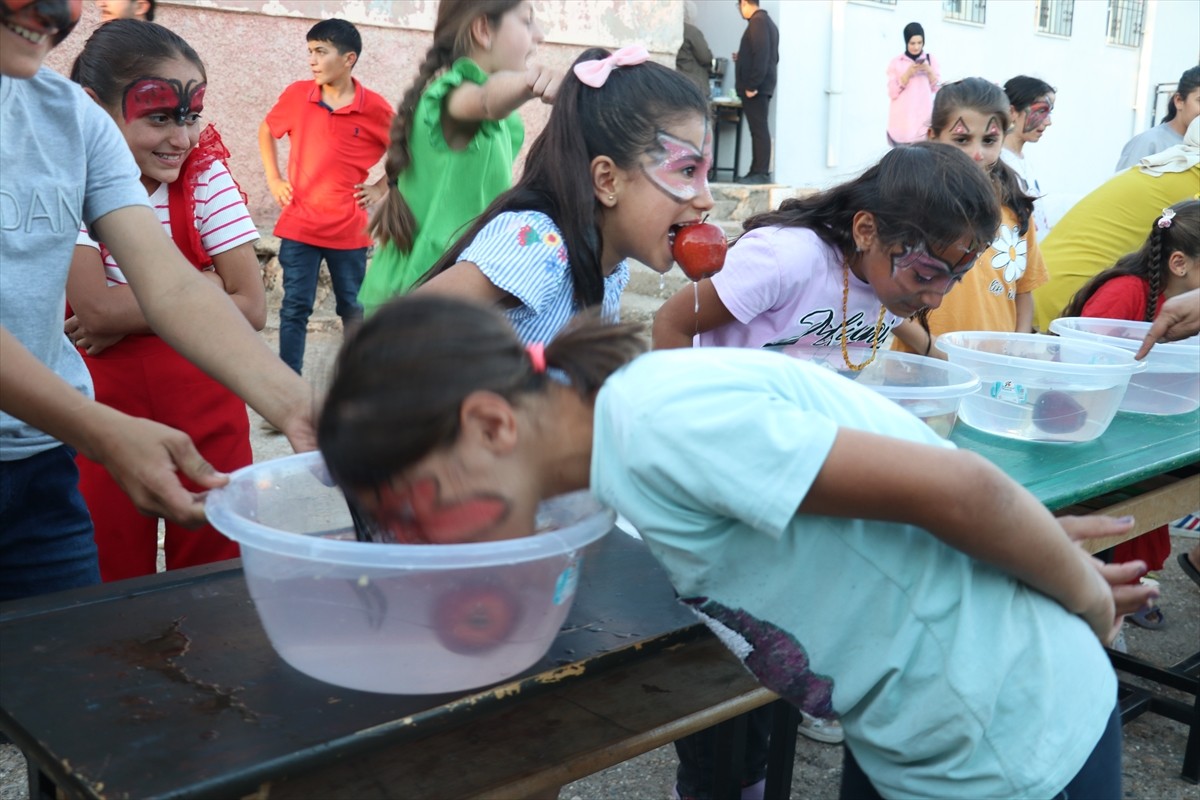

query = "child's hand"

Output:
[[1057, 515, 1158, 644], [355, 181, 387, 209], [268, 176, 293, 208], [64, 314, 124, 356], [525, 65, 561, 105]]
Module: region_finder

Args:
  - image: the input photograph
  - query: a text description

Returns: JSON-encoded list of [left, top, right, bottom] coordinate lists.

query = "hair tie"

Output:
[[1157, 208, 1176, 229], [572, 45, 650, 88], [526, 342, 547, 373]]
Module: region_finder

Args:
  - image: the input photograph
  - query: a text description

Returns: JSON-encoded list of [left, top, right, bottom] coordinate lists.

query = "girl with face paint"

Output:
[[890, 77, 1049, 360], [1000, 74, 1057, 241], [64, 20, 268, 581], [653, 142, 998, 365], [0, 5, 313, 601], [409, 46, 714, 346], [319, 294, 1146, 800]]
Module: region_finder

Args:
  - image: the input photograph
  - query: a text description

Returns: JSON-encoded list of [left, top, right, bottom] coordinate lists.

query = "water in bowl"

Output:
[[959, 384, 1127, 443], [1124, 372, 1200, 415]]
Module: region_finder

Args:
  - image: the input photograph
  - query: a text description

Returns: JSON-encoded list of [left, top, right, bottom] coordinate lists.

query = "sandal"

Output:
[[1179, 552, 1200, 589], [1127, 605, 1166, 630]]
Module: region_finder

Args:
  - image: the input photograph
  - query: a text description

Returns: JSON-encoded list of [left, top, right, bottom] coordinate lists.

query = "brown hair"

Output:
[[367, 0, 522, 252], [318, 296, 645, 490]]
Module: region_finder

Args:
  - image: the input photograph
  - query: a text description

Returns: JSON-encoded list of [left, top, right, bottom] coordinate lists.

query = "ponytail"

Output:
[[318, 296, 643, 490], [367, 0, 521, 252]]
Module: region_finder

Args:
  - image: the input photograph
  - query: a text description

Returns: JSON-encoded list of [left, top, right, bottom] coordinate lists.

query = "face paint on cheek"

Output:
[[122, 78, 207, 125], [1023, 101, 1051, 133], [373, 477, 511, 545], [640, 127, 711, 203], [949, 117, 970, 137]]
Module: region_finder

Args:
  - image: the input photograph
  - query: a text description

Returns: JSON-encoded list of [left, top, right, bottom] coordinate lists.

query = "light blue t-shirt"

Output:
[[590, 347, 1116, 799], [1115, 122, 1185, 172], [459, 210, 629, 344], [0, 68, 149, 460]]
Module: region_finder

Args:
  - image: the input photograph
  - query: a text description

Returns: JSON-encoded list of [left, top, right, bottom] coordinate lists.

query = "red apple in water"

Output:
[[1032, 390, 1087, 434], [672, 221, 727, 281], [432, 584, 520, 654]]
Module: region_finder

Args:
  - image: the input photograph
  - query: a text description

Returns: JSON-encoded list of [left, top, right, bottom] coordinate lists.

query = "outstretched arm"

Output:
[[91, 204, 315, 451], [0, 326, 224, 525], [1136, 288, 1200, 358]]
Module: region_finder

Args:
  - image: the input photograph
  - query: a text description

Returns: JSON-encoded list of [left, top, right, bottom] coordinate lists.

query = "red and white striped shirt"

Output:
[[77, 161, 259, 285]]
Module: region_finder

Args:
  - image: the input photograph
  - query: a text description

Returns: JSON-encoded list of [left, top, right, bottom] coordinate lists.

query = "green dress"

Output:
[[358, 58, 524, 313]]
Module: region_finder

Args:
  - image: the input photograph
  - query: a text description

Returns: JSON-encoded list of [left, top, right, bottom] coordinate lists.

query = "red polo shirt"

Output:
[[265, 78, 393, 249]]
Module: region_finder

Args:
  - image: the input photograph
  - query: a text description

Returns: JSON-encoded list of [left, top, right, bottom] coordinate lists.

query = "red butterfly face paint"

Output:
[[641, 123, 713, 203], [122, 77, 207, 125], [1023, 99, 1053, 133], [370, 477, 511, 545]]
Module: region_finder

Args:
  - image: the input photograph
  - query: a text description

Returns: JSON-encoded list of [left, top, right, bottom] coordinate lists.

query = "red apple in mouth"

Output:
[[671, 221, 728, 282], [432, 584, 520, 654]]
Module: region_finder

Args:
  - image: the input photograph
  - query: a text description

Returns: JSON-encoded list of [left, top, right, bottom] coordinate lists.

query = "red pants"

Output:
[[1112, 525, 1170, 574], [76, 335, 249, 581]]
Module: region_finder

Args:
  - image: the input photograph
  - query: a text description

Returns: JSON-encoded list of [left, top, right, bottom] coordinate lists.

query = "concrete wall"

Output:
[[691, 0, 1198, 220], [45, 0, 684, 230]]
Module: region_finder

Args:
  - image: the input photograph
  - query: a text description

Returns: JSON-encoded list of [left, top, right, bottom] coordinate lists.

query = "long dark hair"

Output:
[[319, 296, 645, 490], [368, 1, 522, 252], [1163, 65, 1200, 124], [742, 141, 999, 260], [424, 47, 709, 306], [930, 77, 1035, 236], [70, 19, 206, 106], [1002, 75, 1055, 111], [1063, 200, 1200, 321]]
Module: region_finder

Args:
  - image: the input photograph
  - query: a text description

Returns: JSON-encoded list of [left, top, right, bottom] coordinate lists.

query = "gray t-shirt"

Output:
[[0, 67, 149, 460], [1115, 122, 1184, 171]]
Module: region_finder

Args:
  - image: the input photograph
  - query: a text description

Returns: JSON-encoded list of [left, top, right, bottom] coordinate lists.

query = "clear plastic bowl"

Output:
[[937, 331, 1146, 443], [1049, 317, 1200, 415], [769, 345, 980, 438], [206, 452, 614, 694]]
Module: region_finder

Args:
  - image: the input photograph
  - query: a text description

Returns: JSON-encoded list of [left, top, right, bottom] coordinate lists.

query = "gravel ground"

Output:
[[2, 314, 1198, 799]]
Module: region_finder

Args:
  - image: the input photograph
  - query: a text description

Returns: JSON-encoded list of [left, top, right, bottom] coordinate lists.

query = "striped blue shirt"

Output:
[[459, 210, 630, 344]]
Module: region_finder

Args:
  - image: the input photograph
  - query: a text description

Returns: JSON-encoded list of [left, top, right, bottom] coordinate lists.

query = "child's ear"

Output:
[[1167, 250, 1190, 276], [460, 391, 519, 455], [851, 211, 878, 251], [590, 156, 620, 209], [470, 15, 492, 53], [82, 86, 102, 106], [926, 128, 936, 141], [344, 50, 358, 70]]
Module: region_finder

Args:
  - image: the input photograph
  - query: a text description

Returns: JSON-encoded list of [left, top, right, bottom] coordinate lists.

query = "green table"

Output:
[[951, 410, 1200, 553]]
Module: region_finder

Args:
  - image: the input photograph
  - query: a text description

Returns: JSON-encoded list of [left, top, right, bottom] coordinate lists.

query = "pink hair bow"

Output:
[[573, 45, 650, 88]]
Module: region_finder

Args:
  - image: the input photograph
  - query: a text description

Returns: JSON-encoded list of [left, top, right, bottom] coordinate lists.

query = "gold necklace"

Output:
[[840, 262, 888, 371]]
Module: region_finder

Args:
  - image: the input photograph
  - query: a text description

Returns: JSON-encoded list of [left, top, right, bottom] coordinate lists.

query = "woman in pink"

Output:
[[886, 22, 939, 145]]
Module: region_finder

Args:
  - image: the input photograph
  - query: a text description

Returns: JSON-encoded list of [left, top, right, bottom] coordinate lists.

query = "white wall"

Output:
[[688, 0, 1198, 220]]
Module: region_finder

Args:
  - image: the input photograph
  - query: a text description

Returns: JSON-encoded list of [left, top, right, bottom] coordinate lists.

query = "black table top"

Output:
[[0, 531, 698, 800]]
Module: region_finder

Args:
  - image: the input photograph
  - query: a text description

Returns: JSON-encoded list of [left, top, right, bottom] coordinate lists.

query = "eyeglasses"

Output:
[[891, 241, 980, 294]]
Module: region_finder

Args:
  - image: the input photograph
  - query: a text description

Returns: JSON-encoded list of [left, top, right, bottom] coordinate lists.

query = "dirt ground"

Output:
[[1, 321, 1198, 799]]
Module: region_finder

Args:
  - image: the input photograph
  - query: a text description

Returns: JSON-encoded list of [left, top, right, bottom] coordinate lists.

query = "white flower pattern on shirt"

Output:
[[989, 224, 1027, 285]]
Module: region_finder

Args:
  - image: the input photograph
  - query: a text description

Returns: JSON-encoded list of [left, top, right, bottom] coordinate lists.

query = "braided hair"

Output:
[[367, 1, 521, 252], [1063, 200, 1200, 321]]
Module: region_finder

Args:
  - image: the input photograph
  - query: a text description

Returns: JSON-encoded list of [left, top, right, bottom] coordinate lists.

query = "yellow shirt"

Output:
[[893, 206, 1048, 354], [1032, 165, 1200, 331]]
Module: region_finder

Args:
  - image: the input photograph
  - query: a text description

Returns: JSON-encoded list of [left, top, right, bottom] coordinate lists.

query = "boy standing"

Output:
[[259, 18, 392, 375]]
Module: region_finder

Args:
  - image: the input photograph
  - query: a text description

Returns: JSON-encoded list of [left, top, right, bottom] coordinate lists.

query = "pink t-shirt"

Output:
[[886, 52, 940, 144], [698, 226, 903, 350]]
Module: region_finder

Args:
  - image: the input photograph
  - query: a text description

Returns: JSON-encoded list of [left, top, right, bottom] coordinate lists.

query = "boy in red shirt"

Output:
[[258, 18, 392, 375]]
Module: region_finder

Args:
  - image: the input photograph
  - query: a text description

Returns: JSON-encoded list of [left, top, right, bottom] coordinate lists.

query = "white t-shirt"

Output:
[[77, 161, 258, 283], [698, 226, 902, 350], [590, 346, 1117, 799], [999, 148, 1053, 242]]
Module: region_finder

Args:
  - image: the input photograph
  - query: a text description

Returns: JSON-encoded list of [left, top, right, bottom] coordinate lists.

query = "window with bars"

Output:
[[944, 0, 986, 25], [1037, 0, 1074, 36], [1106, 0, 1145, 47]]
